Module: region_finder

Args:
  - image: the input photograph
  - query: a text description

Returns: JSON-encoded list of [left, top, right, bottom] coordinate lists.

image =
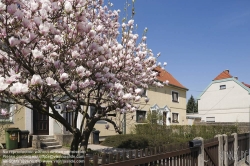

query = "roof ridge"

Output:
[[213, 70, 233, 81]]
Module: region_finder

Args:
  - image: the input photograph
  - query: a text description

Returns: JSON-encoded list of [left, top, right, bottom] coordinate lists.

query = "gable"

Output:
[[198, 78, 250, 100]]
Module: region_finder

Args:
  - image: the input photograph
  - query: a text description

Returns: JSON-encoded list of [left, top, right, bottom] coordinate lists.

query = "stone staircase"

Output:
[[39, 135, 62, 150]]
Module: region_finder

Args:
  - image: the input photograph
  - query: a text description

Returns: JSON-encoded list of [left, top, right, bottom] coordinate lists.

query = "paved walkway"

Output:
[[1, 144, 119, 166]]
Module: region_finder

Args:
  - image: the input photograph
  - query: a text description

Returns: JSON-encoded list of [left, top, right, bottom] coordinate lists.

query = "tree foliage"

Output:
[[186, 95, 198, 113], [0, 0, 167, 155]]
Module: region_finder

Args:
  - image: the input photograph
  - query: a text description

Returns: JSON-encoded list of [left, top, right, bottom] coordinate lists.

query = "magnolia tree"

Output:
[[0, 0, 167, 155]]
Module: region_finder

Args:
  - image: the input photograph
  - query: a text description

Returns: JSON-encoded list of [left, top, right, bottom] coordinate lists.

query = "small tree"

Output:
[[146, 110, 163, 124], [186, 95, 198, 113], [0, 0, 167, 156]]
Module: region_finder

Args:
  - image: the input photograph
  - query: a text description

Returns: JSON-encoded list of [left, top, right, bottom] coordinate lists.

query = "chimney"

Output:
[[225, 69, 229, 74], [234, 76, 238, 80]]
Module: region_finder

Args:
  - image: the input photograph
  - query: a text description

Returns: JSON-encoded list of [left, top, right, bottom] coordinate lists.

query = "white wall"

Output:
[[198, 79, 250, 122]]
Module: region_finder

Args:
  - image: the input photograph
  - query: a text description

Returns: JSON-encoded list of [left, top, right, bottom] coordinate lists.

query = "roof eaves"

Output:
[[168, 83, 189, 91]]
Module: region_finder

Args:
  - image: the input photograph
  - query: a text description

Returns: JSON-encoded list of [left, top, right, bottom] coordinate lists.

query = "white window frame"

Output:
[[172, 112, 179, 123], [136, 110, 146, 123], [220, 85, 226, 90], [206, 117, 215, 122], [171, 91, 179, 103]]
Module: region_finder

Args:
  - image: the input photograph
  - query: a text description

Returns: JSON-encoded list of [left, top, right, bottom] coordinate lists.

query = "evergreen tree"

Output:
[[186, 95, 198, 113]]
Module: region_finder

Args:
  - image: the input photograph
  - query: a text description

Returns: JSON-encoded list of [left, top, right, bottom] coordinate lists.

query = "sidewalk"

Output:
[[1, 144, 120, 166]]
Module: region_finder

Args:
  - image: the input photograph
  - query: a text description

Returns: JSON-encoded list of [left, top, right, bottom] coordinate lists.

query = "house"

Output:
[[126, 66, 188, 131], [197, 69, 250, 123], [0, 104, 84, 146], [90, 66, 188, 136], [0, 66, 188, 145]]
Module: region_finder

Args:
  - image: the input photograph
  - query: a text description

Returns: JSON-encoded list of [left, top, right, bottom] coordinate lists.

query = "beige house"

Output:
[[0, 67, 188, 144], [95, 66, 188, 136]]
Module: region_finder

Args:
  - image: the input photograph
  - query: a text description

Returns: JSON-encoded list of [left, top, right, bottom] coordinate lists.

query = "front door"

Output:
[[33, 108, 49, 135]]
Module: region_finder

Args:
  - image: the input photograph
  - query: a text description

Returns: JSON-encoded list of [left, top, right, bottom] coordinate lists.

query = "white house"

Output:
[[197, 69, 250, 123]]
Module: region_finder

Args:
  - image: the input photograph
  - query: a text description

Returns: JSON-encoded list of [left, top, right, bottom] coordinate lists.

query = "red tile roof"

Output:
[[213, 70, 250, 89], [154, 66, 188, 90], [242, 82, 250, 88], [213, 70, 232, 81]]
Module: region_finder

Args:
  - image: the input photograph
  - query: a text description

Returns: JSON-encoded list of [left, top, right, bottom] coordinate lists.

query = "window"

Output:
[[172, 113, 179, 123], [220, 85, 226, 90], [172, 91, 179, 102], [90, 106, 107, 124], [206, 117, 215, 122], [136, 110, 146, 123], [0, 102, 13, 122]]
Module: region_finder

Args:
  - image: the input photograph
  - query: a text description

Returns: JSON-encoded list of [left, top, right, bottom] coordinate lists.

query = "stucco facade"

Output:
[[198, 70, 250, 123]]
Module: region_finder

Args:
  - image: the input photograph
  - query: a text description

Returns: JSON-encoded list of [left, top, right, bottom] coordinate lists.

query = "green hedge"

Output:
[[102, 125, 238, 149], [101, 134, 149, 149]]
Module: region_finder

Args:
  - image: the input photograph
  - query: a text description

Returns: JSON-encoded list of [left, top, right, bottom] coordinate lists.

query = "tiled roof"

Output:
[[154, 66, 188, 90], [213, 70, 250, 89], [213, 70, 232, 81], [242, 82, 250, 88]]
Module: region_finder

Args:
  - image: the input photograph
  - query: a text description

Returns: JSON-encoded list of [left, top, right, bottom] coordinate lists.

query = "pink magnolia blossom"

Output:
[[9, 37, 20, 47], [0, 2, 6, 11], [64, 1, 72, 13], [164, 80, 169, 85], [70, 82, 77, 91], [31, 75, 43, 85], [114, 83, 123, 90], [7, 4, 17, 15], [54, 35, 63, 44], [1, 109, 8, 116], [30, 1, 39, 12], [134, 96, 141, 101], [122, 93, 132, 100], [32, 49, 44, 59], [39, 22, 50, 35], [134, 88, 142, 95], [131, 107, 136, 112], [14, 10, 24, 19], [144, 97, 149, 103], [0, 77, 9, 91], [34, 17, 42, 25], [72, 51, 80, 58], [10, 82, 29, 95], [46, 77, 57, 86], [128, 19, 134, 26], [60, 73, 69, 82]]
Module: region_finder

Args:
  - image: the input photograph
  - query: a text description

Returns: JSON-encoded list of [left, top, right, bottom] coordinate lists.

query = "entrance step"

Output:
[[36, 135, 62, 150], [43, 145, 62, 150]]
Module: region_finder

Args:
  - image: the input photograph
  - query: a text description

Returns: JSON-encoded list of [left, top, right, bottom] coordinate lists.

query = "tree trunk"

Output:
[[70, 133, 80, 157], [80, 131, 91, 156]]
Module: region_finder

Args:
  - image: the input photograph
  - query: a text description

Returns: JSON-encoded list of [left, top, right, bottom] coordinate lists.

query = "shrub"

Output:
[[101, 134, 149, 149], [102, 124, 239, 149]]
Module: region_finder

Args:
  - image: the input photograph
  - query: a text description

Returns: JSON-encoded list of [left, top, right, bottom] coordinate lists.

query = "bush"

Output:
[[102, 124, 239, 149], [101, 134, 149, 149]]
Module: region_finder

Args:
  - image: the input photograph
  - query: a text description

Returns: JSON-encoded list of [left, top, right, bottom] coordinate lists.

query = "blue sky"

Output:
[[110, 0, 250, 101]]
